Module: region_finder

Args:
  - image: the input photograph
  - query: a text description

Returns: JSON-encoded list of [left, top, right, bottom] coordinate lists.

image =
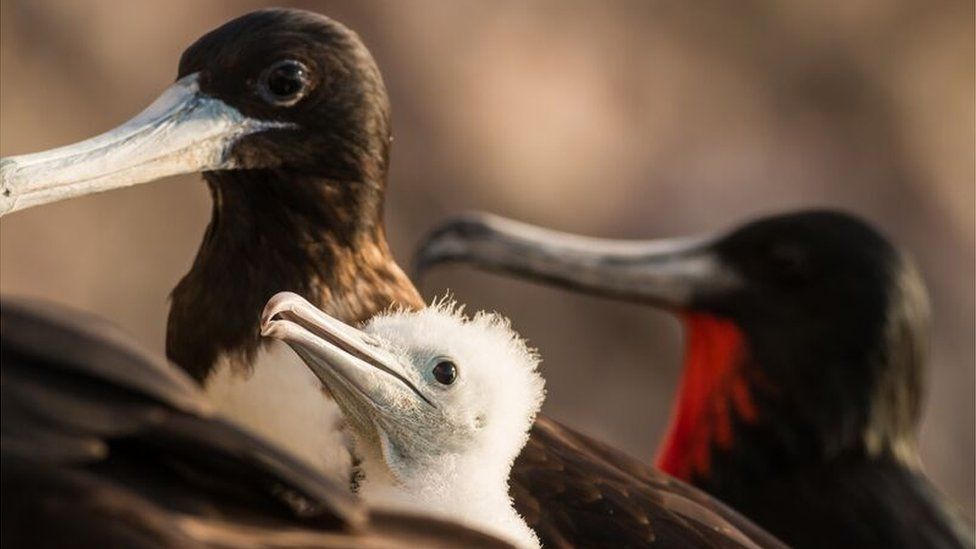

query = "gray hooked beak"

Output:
[[0, 73, 289, 217], [414, 212, 742, 309], [261, 292, 434, 433]]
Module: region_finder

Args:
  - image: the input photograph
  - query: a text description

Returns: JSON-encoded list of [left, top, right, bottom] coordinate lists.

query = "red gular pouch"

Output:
[[656, 313, 758, 481]]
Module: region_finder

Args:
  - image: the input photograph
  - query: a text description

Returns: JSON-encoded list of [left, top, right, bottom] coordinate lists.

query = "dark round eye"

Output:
[[259, 60, 311, 106], [432, 361, 458, 385], [768, 243, 810, 284]]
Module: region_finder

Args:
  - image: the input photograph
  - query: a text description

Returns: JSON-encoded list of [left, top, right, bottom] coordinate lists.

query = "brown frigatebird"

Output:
[[1, 9, 784, 547], [414, 209, 975, 548]]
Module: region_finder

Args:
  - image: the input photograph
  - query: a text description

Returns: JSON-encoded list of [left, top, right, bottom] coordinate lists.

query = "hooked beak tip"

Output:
[[259, 319, 281, 338], [260, 291, 304, 330], [414, 212, 497, 277], [1, 159, 19, 217], [411, 251, 439, 281]]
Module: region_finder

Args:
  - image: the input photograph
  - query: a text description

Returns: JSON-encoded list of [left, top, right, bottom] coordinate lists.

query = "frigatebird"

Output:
[[414, 209, 976, 548], [1, 9, 784, 547], [0, 297, 511, 548], [262, 291, 546, 548]]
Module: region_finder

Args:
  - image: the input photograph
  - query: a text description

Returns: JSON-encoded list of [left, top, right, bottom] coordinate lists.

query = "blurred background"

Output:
[[1, 0, 972, 516]]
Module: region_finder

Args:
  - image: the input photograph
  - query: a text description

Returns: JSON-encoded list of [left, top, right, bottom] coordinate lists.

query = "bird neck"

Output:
[[657, 306, 925, 492], [356, 446, 539, 548], [166, 169, 423, 382]]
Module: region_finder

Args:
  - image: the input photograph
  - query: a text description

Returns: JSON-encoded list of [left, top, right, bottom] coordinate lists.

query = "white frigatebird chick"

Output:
[[414, 209, 975, 548], [0, 298, 512, 548], [261, 291, 545, 548], [1, 9, 784, 547]]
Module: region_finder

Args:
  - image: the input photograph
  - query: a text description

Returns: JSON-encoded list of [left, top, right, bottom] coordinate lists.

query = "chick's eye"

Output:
[[432, 361, 458, 385], [259, 60, 311, 106]]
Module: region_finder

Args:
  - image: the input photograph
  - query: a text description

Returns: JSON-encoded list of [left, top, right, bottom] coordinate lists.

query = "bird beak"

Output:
[[261, 292, 434, 435], [415, 212, 742, 309], [0, 73, 289, 217]]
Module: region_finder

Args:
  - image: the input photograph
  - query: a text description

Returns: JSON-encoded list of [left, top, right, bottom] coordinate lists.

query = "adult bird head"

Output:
[[414, 210, 930, 489], [2, 9, 422, 381], [261, 291, 545, 547], [1, 8, 389, 221]]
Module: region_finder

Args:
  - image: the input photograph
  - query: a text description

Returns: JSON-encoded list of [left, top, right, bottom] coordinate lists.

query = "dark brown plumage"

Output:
[[516, 418, 785, 548]]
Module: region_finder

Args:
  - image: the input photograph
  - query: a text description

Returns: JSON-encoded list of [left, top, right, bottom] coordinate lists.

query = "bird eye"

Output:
[[431, 360, 458, 385], [259, 60, 311, 106], [768, 243, 810, 285]]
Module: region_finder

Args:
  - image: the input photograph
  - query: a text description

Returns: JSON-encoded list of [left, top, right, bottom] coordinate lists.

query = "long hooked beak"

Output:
[[414, 212, 742, 309], [0, 73, 289, 217], [261, 292, 435, 426]]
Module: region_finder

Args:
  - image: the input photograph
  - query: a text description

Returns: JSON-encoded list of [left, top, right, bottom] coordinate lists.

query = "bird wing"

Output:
[[1, 298, 511, 549], [512, 416, 787, 549]]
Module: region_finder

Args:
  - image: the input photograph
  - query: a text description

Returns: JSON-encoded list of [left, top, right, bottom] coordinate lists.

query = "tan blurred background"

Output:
[[1, 0, 973, 516]]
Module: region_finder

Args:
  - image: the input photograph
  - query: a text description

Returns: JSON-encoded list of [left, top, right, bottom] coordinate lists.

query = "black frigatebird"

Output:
[[0, 298, 510, 548], [1, 9, 784, 547], [414, 209, 975, 548]]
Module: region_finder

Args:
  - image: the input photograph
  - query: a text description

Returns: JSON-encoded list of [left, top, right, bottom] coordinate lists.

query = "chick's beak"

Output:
[[0, 73, 290, 217], [261, 292, 434, 430]]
